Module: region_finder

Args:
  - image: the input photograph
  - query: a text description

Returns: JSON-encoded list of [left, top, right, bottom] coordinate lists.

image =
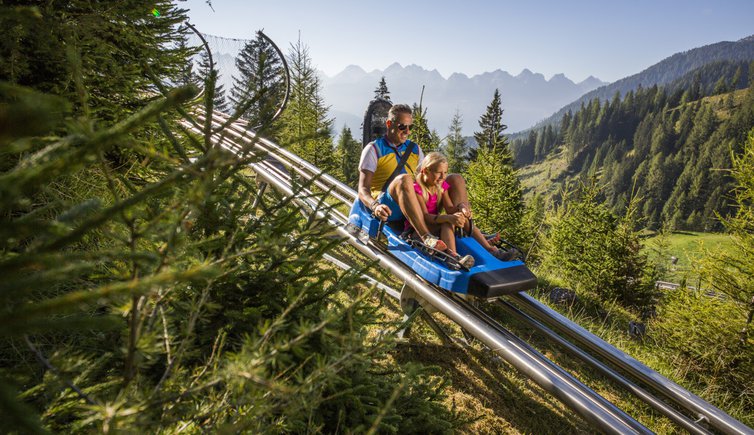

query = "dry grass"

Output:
[[392, 338, 594, 434], [334, 241, 719, 432], [365, 286, 596, 434]]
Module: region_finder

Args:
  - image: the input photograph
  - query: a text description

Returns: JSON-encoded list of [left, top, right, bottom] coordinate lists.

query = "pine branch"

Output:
[[0, 86, 197, 202], [24, 335, 96, 406]]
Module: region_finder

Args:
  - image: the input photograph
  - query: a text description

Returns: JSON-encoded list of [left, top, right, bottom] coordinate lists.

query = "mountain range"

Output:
[[205, 34, 754, 141], [321, 64, 605, 137], [531, 35, 754, 130], [203, 43, 606, 137]]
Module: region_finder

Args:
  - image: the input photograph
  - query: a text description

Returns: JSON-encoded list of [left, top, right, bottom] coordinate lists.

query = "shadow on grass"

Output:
[[393, 340, 593, 434]]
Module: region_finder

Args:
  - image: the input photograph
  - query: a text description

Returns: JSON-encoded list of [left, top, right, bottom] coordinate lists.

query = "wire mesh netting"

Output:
[[187, 31, 288, 123]]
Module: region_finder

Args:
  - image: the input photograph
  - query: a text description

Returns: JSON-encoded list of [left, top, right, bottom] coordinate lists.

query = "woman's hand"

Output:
[[457, 202, 472, 218], [445, 212, 467, 228]]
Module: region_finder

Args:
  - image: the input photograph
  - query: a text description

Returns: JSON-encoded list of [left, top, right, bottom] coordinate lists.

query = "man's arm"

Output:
[[358, 169, 390, 220], [357, 169, 375, 207]]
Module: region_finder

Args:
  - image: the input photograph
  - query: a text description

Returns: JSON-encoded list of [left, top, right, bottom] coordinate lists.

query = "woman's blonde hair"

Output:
[[415, 152, 448, 203]]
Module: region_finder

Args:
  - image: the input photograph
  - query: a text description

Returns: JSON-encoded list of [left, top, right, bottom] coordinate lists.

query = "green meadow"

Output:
[[644, 230, 735, 283]]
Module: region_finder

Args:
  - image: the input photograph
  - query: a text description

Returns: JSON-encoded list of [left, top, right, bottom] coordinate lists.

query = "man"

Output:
[[357, 104, 469, 250]]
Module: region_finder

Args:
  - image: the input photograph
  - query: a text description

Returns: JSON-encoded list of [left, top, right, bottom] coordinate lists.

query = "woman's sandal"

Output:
[[452, 252, 475, 268], [422, 234, 448, 251]]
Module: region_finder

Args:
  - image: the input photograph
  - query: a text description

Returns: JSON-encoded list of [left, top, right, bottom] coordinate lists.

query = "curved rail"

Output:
[[182, 114, 650, 434], [509, 293, 754, 435], [182, 109, 753, 435], [493, 299, 712, 435]]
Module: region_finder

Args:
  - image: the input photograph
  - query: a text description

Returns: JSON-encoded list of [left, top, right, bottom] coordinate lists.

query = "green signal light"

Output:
[[152, 8, 160, 17]]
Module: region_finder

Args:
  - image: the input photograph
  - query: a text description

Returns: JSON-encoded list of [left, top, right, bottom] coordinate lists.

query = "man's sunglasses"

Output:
[[396, 123, 413, 131]]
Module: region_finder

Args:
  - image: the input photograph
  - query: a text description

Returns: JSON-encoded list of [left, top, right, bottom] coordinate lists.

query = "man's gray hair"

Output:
[[387, 104, 412, 122]]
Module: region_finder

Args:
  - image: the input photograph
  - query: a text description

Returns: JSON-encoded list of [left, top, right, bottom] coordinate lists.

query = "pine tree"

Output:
[[541, 180, 656, 307], [473, 89, 511, 164], [278, 36, 336, 172], [0, 1, 192, 121], [534, 129, 546, 161], [514, 129, 536, 165], [701, 128, 754, 342], [713, 76, 729, 95], [560, 110, 573, 143], [732, 66, 744, 89], [195, 50, 230, 113], [411, 101, 441, 153], [374, 76, 391, 100], [230, 31, 286, 130], [465, 144, 524, 245], [443, 110, 469, 173], [175, 36, 197, 87], [336, 125, 362, 185]]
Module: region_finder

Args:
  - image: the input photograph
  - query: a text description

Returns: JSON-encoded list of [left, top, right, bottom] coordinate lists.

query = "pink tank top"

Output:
[[414, 180, 450, 214]]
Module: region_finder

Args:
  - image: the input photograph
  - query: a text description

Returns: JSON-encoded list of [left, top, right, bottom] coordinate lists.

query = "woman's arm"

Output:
[[418, 191, 463, 226], [414, 191, 439, 224], [440, 190, 466, 227], [440, 190, 454, 215]]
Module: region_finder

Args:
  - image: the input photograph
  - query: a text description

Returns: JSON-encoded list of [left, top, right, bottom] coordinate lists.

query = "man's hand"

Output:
[[373, 203, 391, 221]]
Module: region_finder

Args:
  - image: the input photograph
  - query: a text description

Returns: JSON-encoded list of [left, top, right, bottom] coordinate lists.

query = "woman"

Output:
[[412, 152, 514, 267]]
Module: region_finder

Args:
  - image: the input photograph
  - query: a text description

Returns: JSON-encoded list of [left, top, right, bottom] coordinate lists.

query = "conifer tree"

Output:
[[175, 36, 197, 87], [375, 76, 391, 100], [0, 1, 192, 121], [278, 36, 336, 172], [464, 88, 523, 242], [473, 89, 510, 164], [541, 180, 656, 307], [699, 128, 754, 337], [193, 50, 229, 112], [336, 125, 362, 185], [443, 110, 469, 173], [732, 66, 744, 89], [713, 76, 729, 95], [411, 101, 442, 153], [560, 110, 573, 142], [512, 129, 536, 165], [534, 129, 547, 161], [230, 31, 286, 130], [465, 144, 524, 245]]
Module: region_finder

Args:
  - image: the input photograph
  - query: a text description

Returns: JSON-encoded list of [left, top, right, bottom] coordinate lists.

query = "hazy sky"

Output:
[[182, 0, 754, 83]]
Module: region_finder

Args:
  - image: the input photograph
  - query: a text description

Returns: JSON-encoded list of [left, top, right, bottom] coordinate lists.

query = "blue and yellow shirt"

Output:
[[358, 137, 424, 198]]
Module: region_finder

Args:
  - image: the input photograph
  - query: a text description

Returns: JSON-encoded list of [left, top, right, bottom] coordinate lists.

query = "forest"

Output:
[[511, 60, 754, 231], [1, 1, 753, 433]]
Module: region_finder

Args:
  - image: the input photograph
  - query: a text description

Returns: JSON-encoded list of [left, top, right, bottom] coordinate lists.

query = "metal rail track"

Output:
[[178, 109, 753, 434]]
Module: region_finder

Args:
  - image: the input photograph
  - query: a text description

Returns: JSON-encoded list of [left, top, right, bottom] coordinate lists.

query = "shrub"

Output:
[[541, 179, 656, 308]]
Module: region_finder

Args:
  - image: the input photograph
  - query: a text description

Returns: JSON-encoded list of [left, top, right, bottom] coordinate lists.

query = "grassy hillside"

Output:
[[379, 278, 751, 432], [517, 145, 569, 197], [517, 87, 752, 222]]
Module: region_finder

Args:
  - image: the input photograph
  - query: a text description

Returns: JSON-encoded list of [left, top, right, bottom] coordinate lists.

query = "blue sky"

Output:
[[182, 0, 754, 83]]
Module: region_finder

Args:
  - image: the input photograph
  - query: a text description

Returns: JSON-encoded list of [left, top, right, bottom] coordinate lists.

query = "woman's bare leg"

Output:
[[440, 222, 456, 255], [446, 174, 471, 217]]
